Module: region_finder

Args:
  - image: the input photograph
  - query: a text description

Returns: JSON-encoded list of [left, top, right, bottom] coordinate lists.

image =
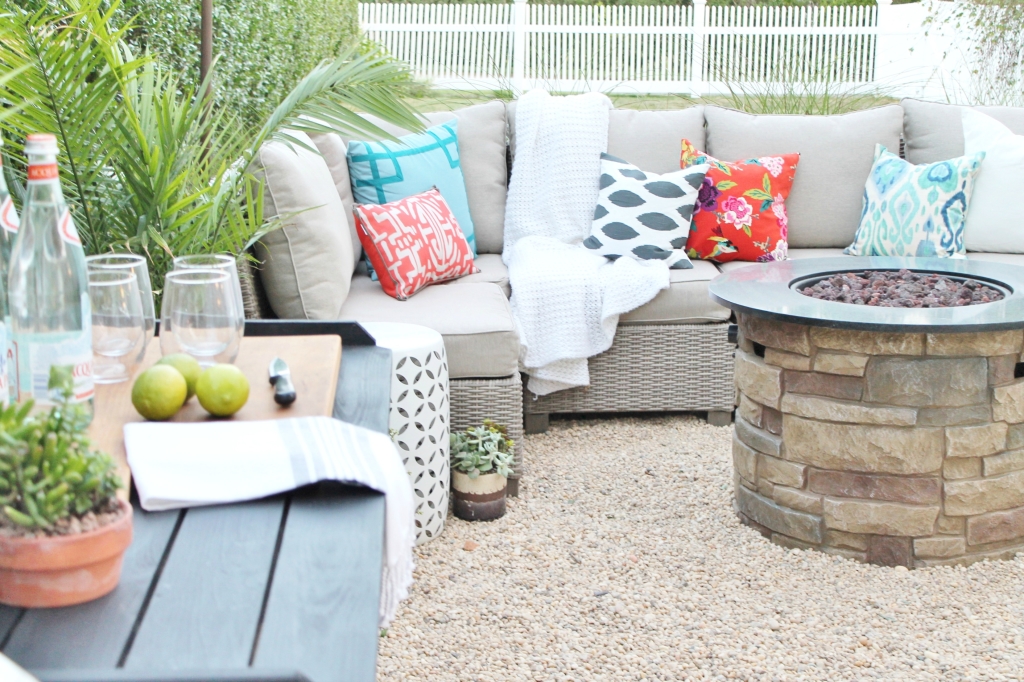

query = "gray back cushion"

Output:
[[308, 131, 362, 270], [252, 131, 355, 320], [508, 102, 705, 174], [901, 98, 1024, 164], [607, 107, 705, 173], [704, 105, 903, 249], [348, 101, 508, 254]]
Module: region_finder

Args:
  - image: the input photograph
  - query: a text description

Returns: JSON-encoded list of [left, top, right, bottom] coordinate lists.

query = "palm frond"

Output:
[[0, 3, 424, 307], [0, 0, 146, 251]]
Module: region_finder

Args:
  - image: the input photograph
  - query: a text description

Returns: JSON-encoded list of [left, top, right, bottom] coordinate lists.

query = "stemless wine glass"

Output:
[[86, 254, 155, 353], [173, 255, 245, 349], [161, 269, 240, 366], [88, 270, 146, 384]]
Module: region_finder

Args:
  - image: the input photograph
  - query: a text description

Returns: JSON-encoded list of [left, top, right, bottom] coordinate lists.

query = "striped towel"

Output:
[[124, 416, 415, 627]]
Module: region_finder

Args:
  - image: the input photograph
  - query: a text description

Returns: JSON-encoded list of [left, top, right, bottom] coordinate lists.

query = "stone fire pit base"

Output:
[[734, 313, 1024, 568]]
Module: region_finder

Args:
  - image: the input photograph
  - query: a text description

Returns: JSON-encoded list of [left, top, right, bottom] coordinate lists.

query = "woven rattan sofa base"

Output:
[[451, 373, 525, 497], [523, 323, 735, 429]]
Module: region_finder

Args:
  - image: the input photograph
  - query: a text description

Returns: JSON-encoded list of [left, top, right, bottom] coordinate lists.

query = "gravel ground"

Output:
[[378, 415, 1024, 681]]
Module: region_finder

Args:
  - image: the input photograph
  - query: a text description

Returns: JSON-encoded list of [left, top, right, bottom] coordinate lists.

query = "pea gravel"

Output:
[[378, 415, 1024, 681]]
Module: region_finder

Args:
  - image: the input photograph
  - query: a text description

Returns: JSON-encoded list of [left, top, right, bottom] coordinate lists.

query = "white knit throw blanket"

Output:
[[503, 91, 670, 396]]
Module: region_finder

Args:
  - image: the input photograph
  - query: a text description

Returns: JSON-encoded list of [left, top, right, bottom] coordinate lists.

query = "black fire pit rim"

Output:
[[708, 256, 1024, 333]]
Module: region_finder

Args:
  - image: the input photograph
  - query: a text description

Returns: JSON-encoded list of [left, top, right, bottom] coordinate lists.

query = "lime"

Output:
[[132, 365, 188, 421], [157, 353, 202, 400], [196, 364, 250, 417]]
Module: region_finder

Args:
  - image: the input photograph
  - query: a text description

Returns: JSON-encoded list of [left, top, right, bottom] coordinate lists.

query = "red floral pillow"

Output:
[[680, 139, 799, 263], [354, 189, 479, 300]]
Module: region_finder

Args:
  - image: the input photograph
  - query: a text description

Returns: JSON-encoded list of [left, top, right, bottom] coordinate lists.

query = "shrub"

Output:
[[119, 0, 361, 126], [931, 0, 1024, 105]]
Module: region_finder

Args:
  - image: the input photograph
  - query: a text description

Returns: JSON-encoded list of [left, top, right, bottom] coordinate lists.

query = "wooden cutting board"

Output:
[[86, 334, 343, 493]]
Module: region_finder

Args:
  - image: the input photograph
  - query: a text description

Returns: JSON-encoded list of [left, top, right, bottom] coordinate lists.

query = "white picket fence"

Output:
[[360, 0, 969, 99]]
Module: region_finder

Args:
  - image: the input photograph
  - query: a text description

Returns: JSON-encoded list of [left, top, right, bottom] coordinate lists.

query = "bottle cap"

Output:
[[25, 133, 58, 156]]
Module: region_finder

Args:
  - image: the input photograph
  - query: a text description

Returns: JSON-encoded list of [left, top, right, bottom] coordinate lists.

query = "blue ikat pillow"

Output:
[[845, 144, 984, 259]]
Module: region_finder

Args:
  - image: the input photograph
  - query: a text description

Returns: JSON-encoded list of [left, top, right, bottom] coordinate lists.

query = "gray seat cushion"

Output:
[[704, 105, 903, 250], [901, 99, 1024, 164], [345, 101, 508, 255], [714, 248, 850, 274], [440, 253, 509, 298], [620, 260, 730, 325], [341, 278, 519, 379]]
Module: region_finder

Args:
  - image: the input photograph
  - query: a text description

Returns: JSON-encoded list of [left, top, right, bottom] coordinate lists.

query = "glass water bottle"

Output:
[[8, 133, 93, 420]]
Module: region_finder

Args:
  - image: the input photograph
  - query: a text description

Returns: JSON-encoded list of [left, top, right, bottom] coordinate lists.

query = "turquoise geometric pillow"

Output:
[[347, 120, 476, 255], [845, 144, 984, 258]]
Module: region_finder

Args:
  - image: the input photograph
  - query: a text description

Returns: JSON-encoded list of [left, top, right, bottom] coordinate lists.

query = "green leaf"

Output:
[[744, 189, 774, 202], [716, 181, 738, 191], [763, 174, 772, 196], [4, 505, 35, 528]]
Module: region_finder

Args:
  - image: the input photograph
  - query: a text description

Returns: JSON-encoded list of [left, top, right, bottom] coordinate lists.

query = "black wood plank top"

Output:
[[36, 670, 312, 682], [3, 505, 180, 668], [5, 331, 393, 682], [334, 346, 392, 436], [253, 486, 385, 682], [0, 605, 22, 646], [124, 501, 285, 670]]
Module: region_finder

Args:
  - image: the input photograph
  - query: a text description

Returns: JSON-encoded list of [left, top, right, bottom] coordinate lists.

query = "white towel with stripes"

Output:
[[124, 416, 415, 628]]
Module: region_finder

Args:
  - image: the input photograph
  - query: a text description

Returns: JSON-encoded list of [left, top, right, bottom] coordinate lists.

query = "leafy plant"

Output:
[[450, 420, 515, 479], [927, 0, 1024, 106], [0, 368, 121, 531], [0, 0, 423, 298], [116, 0, 362, 128]]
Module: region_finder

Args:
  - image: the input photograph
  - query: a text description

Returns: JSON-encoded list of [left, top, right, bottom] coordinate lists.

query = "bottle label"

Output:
[[11, 296, 93, 406], [0, 197, 17, 234], [27, 163, 59, 184], [58, 209, 81, 246]]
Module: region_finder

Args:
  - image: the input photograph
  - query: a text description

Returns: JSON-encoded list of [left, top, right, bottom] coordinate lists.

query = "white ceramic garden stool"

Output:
[[361, 322, 449, 545]]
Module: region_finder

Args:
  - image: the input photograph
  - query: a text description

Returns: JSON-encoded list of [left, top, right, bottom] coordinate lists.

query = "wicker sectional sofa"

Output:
[[244, 97, 1024, 493]]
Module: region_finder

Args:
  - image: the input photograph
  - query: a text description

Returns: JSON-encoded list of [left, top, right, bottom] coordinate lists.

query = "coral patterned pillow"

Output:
[[680, 139, 799, 263], [353, 189, 479, 300]]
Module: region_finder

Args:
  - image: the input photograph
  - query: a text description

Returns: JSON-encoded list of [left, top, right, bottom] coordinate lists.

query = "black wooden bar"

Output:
[[252, 487, 384, 682], [36, 671, 312, 682], [6, 324, 393, 682], [123, 501, 285, 671], [3, 509, 180, 669]]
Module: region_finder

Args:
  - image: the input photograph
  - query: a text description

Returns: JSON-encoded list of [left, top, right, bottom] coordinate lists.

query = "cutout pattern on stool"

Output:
[[391, 345, 449, 544]]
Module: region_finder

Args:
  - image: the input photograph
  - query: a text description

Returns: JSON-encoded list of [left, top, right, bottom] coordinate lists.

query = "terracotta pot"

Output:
[[452, 471, 507, 521], [0, 498, 133, 608]]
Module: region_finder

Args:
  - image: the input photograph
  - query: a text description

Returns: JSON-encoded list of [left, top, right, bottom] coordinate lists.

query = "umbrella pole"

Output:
[[200, 0, 213, 94]]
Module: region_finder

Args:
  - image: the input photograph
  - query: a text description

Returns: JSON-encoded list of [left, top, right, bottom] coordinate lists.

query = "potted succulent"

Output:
[[0, 369, 130, 608], [450, 420, 514, 521]]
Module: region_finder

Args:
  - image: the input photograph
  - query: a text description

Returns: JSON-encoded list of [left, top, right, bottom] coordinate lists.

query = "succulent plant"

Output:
[[0, 368, 121, 530], [450, 419, 515, 479]]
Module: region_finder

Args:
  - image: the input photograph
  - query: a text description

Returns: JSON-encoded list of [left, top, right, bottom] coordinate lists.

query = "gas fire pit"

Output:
[[709, 257, 1024, 568]]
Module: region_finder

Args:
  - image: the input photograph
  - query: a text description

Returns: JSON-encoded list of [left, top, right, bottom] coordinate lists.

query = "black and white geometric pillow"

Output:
[[584, 153, 710, 269]]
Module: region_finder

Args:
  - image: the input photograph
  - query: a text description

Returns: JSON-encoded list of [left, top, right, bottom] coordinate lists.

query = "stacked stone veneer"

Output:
[[733, 312, 1024, 568]]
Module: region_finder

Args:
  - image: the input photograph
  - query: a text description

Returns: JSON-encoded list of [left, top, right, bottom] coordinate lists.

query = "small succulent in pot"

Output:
[[0, 369, 122, 533], [0, 368, 133, 609], [450, 420, 514, 522], [450, 419, 514, 479]]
